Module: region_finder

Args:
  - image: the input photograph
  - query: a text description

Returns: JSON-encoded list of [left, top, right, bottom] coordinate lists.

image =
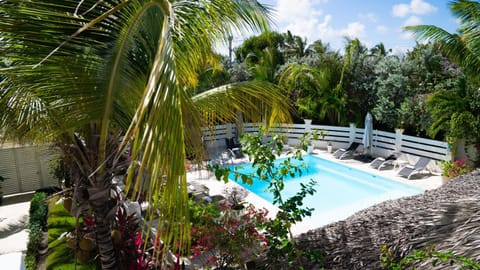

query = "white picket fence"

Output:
[[202, 121, 452, 161]]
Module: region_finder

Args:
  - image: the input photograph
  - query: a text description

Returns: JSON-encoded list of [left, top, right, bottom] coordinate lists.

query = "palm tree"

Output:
[[283, 30, 307, 59], [0, 1, 291, 269], [278, 63, 346, 124], [406, 0, 480, 153], [405, 0, 480, 77], [306, 40, 330, 56], [369, 42, 390, 58]]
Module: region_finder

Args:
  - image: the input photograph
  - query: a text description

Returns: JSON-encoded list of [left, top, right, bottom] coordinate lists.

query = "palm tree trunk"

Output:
[[89, 180, 117, 270], [93, 213, 116, 270]]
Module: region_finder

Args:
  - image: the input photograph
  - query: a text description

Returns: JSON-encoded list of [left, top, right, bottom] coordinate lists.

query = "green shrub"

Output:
[[440, 158, 473, 179], [24, 254, 36, 270], [29, 192, 48, 228], [26, 192, 48, 270]]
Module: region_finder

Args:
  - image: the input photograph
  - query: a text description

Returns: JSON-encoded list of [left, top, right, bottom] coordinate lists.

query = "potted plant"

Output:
[[224, 186, 248, 216], [327, 142, 333, 153], [301, 130, 319, 154], [440, 158, 471, 184], [319, 129, 333, 153]]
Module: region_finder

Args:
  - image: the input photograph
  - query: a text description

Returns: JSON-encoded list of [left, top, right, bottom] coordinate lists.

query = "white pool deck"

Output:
[[187, 148, 444, 235]]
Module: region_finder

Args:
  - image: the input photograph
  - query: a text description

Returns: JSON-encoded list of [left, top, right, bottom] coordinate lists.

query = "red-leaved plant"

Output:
[[190, 202, 269, 268], [441, 157, 472, 179]]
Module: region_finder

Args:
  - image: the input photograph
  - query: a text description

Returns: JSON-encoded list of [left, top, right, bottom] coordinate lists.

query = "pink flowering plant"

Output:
[[441, 158, 472, 179], [189, 199, 269, 268]]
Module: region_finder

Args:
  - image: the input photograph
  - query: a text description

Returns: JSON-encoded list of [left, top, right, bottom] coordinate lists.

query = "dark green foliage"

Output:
[[30, 193, 48, 229], [49, 158, 70, 187], [25, 192, 48, 270], [235, 31, 286, 64]]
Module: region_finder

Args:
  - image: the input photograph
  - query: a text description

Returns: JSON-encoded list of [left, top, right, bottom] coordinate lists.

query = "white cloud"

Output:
[[340, 22, 366, 39], [276, 0, 323, 21], [274, 0, 325, 43], [402, 15, 423, 27], [392, 0, 438, 18], [274, 0, 367, 49], [410, 0, 437, 14], [392, 4, 410, 17], [376, 25, 389, 34]]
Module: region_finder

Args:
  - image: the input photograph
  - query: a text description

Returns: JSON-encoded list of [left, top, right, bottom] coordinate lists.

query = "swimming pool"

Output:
[[229, 155, 424, 232]]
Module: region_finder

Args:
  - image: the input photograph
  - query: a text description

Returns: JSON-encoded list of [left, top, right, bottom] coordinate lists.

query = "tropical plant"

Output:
[[372, 56, 409, 129], [25, 192, 48, 270], [306, 39, 330, 56], [46, 196, 96, 269], [278, 63, 331, 121], [0, 1, 292, 269], [405, 0, 480, 78], [189, 201, 269, 269], [234, 31, 286, 65], [370, 42, 391, 59], [440, 158, 472, 179], [213, 130, 320, 267], [406, 0, 480, 141], [283, 30, 308, 59]]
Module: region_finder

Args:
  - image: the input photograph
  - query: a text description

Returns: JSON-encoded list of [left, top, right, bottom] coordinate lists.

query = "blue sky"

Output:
[[225, 0, 458, 55]]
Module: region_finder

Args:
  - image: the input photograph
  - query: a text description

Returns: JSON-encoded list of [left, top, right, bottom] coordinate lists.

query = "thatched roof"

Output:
[[295, 170, 480, 269]]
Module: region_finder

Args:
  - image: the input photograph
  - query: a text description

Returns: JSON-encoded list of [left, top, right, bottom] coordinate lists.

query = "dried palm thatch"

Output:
[[294, 170, 480, 269]]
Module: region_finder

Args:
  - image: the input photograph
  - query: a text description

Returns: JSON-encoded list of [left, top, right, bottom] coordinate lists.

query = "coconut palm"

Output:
[[0, 1, 291, 269], [406, 0, 480, 151], [405, 0, 480, 77]]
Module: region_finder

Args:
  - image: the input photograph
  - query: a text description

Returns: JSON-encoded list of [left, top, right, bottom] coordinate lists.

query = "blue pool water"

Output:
[[228, 155, 423, 230]]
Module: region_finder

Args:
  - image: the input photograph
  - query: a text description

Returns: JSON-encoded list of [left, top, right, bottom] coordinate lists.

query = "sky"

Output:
[[221, 0, 459, 55]]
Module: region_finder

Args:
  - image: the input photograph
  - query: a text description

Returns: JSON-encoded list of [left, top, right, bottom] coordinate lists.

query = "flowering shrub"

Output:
[[441, 158, 472, 179], [189, 201, 269, 268]]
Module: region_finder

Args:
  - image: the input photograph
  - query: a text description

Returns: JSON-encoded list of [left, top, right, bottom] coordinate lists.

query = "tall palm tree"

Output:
[[0, 1, 291, 269], [405, 0, 480, 77]]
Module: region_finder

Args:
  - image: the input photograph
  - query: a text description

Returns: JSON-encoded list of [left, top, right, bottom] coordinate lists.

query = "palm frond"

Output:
[[192, 80, 293, 127], [405, 0, 480, 75]]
